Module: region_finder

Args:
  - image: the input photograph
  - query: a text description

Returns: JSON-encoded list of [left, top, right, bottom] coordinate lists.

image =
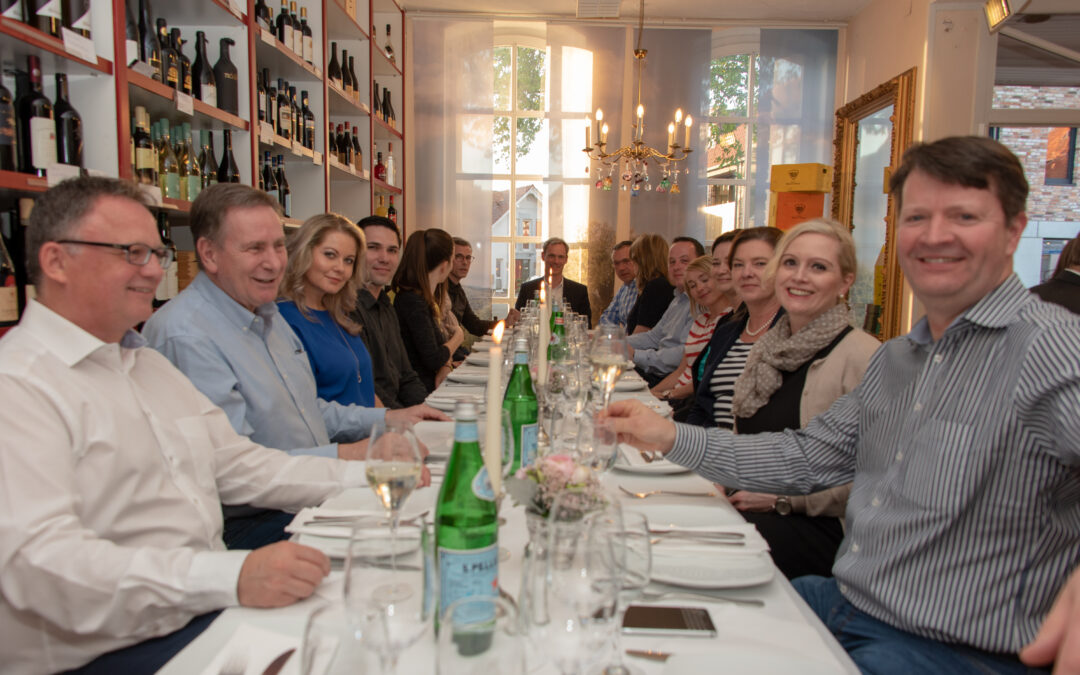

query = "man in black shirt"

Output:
[[449, 237, 497, 360], [351, 216, 428, 408]]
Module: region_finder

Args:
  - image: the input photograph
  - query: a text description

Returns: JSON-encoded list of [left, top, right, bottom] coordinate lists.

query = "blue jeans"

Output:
[[793, 576, 1049, 675], [60, 610, 221, 674]]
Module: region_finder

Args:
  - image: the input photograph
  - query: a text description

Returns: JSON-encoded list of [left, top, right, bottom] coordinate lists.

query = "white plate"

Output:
[[649, 550, 774, 589], [465, 352, 491, 366], [446, 369, 490, 385], [413, 420, 455, 457], [427, 396, 485, 413], [471, 341, 494, 351], [613, 377, 647, 392], [612, 445, 690, 475]]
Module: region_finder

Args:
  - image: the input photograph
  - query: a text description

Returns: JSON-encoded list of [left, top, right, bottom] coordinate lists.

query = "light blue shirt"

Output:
[[599, 281, 638, 327], [143, 272, 385, 458], [627, 289, 692, 376]]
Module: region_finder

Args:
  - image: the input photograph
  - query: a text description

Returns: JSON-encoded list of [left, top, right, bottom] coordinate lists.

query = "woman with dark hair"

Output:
[[392, 228, 464, 392], [277, 213, 376, 407], [1031, 235, 1080, 314], [687, 227, 784, 428], [625, 233, 673, 334]]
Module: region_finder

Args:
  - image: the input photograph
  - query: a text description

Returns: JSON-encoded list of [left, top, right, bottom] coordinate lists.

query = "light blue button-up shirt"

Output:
[[627, 289, 692, 376], [143, 272, 384, 458]]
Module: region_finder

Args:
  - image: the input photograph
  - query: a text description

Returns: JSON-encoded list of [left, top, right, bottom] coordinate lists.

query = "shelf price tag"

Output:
[[174, 91, 194, 116], [313, 151, 322, 166], [61, 28, 97, 64], [291, 140, 303, 156], [137, 184, 164, 207], [259, 122, 274, 145], [131, 61, 156, 79], [260, 28, 276, 46]]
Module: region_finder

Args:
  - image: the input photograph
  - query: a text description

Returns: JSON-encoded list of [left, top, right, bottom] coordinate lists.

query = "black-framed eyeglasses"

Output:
[[454, 253, 473, 263], [56, 239, 176, 269]]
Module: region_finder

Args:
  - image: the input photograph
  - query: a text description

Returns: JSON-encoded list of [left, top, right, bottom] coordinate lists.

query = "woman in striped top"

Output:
[[687, 227, 784, 429]]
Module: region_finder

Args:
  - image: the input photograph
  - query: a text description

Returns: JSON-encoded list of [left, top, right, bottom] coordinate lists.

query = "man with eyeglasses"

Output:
[[0, 177, 365, 673], [448, 237, 497, 360]]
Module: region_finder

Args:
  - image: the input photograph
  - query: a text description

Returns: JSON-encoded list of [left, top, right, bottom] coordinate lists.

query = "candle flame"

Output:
[[674, 108, 683, 124], [493, 321, 505, 344], [596, 108, 604, 122], [636, 104, 644, 118], [540, 284, 546, 304], [685, 115, 693, 127], [667, 122, 675, 134]]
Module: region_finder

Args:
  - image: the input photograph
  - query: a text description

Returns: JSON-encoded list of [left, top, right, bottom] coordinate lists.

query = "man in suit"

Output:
[[514, 237, 592, 327], [1031, 235, 1080, 314]]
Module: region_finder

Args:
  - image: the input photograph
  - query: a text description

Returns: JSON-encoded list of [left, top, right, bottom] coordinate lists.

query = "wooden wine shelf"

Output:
[[0, 18, 112, 75], [328, 157, 370, 181], [372, 45, 401, 78], [373, 115, 402, 140], [255, 26, 324, 82], [283, 216, 303, 229], [328, 0, 370, 40], [0, 170, 49, 193], [127, 70, 250, 131], [372, 177, 401, 195], [328, 82, 371, 117], [160, 197, 193, 212], [210, 0, 246, 23]]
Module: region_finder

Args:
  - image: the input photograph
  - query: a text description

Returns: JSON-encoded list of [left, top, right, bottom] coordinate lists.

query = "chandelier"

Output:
[[583, 0, 693, 195]]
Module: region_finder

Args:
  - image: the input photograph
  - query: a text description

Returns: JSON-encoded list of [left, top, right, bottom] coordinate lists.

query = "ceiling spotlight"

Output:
[[985, 0, 1012, 32]]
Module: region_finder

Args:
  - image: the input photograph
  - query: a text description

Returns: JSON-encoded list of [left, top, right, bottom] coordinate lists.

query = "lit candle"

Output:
[[484, 321, 505, 495], [674, 108, 683, 125], [684, 115, 693, 149], [667, 122, 675, 149], [601, 123, 609, 145], [585, 117, 591, 149], [538, 283, 549, 388], [636, 104, 644, 140], [595, 109, 604, 144]]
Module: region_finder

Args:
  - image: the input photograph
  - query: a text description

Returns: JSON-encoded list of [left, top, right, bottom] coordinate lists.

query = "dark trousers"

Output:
[[61, 610, 222, 675], [741, 510, 844, 579], [223, 509, 295, 550]]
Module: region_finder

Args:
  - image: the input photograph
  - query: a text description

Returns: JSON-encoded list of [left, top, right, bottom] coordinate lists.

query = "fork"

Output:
[[639, 590, 764, 607], [619, 486, 717, 499]]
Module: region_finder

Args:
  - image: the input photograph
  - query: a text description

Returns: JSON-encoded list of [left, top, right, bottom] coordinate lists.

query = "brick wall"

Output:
[[992, 86, 1080, 222]]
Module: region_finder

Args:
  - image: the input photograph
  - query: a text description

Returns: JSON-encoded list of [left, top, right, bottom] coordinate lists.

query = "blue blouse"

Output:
[[277, 301, 376, 407]]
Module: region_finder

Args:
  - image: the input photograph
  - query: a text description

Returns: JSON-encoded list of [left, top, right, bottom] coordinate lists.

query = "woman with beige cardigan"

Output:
[[728, 219, 880, 579]]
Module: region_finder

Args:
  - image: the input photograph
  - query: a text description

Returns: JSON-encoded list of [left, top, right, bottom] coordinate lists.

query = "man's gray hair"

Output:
[[190, 183, 282, 246], [542, 237, 568, 255]]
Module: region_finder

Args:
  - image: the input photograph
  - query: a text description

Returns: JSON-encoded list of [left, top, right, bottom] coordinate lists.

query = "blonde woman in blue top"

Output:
[[278, 213, 377, 407]]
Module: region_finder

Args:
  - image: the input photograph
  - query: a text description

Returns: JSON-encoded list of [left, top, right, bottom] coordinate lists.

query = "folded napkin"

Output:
[[413, 420, 455, 457], [198, 624, 299, 675], [464, 352, 490, 366], [285, 508, 382, 538]]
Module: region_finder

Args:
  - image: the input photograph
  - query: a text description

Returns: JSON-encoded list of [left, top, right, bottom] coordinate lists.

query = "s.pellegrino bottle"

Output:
[[435, 399, 498, 627], [503, 336, 539, 473], [213, 38, 238, 115], [548, 298, 568, 360]]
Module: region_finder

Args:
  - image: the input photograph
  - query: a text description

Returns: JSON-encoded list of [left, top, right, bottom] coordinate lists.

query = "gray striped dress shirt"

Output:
[[667, 274, 1080, 653]]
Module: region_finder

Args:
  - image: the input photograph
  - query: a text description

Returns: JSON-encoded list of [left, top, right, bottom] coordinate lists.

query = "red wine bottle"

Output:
[[14, 56, 55, 177], [192, 30, 217, 107], [217, 129, 240, 183], [0, 74, 15, 171], [53, 73, 82, 167], [213, 38, 238, 115]]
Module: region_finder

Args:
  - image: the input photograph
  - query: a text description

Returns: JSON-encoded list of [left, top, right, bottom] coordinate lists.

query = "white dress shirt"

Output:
[[0, 301, 367, 674]]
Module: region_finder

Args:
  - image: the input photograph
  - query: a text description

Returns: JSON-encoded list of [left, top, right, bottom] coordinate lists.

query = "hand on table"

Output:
[[727, 490, 778, 513], [237, 541, 331, 608], [338, 438, 369, 460], [601, 399, 675, 454], [504, 309, 521, 327], [1021, 565, 1080, 673], [387, 404, 451, 426]]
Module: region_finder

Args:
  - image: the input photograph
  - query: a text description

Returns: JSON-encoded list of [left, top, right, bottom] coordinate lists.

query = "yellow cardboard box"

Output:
[[768, 191, 825, 231], [770, 163, 833, 193]]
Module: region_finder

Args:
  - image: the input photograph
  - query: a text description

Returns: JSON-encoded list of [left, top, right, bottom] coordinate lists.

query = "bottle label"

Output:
[[186, 175, 201, 201], [161, 172, 180, 199], [519, 423, 538, 467], [0, 286, 17, 322], [282, 192, 291, 218], [35, 0, 62, 19], [135, 147, 155, 170], [2, 2, 22, 19], [454, 420, 479, 444], [166, 65, 179, 87], [303, 36, 313, 63], [282, 25, 292, 45], [278, 109, 291, 136], [71, 7, 92, 31], [203, 84, 217, 108], [183, 73, 192, 92], [471, 465, 495, 502], [29, 117, 57, 171], [438, 544, 498, 622]]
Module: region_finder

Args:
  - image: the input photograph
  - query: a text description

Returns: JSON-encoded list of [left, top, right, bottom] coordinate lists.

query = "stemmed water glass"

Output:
[[596, 510, 652, 675], [575, 413, 619, 473], [589, 325, 630, 409], [365, 420, 423, 601]]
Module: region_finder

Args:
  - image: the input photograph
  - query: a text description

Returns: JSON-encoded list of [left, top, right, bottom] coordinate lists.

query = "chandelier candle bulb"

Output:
[[685, 115, 693, 149], [484, 322, 505, 495], [667, 122, 675, 149], [538, 284, 549, 388], [675, 108, 683, 125], [585, 117, 591, 149], [601, 123, 609, 144]]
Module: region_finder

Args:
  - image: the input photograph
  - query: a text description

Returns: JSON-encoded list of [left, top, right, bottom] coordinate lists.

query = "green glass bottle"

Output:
[[435, 399, 499, 626], [503, 336, 538, 473], [548, 298, 568, 361], [157, 119, 181, 199]]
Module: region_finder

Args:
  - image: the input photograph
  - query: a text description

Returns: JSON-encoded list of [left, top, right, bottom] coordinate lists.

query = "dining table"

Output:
[[159, 356, 859, 674]]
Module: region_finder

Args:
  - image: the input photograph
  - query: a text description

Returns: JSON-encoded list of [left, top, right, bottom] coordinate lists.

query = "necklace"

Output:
[[329, 314, 364, 385], [744, 309, 779, 337]]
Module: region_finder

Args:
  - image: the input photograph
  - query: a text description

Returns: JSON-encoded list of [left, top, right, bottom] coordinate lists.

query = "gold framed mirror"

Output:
[[831, 68, 917, 341]]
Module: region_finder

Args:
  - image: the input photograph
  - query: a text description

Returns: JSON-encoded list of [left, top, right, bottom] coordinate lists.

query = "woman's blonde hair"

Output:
[[279, 213, 366, 335], [629, 233, 669, 291], [683, 255, 715, 318], [763, 218, 857, 288]]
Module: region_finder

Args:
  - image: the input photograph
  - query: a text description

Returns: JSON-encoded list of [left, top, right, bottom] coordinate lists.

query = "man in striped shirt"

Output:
[[599, 240, 638, 327], [606, 136, 1080, 673]]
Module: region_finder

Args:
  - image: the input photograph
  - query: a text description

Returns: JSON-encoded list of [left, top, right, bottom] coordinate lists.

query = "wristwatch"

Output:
[[774, 496, 792, 516]]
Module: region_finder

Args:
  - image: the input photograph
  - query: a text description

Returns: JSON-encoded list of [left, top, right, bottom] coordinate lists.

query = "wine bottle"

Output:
[[217, 128, 239, 183], [351, 124, 361, 171], [171, 29, 192, 95], [289, 1, 302, 58], [29, 0, 62, 38], [52, 74, 82, 168], [176, 122, 190, 197], [435, 399, 498, 620], [385, 141, 395, 187], [387, 196, 397, 224], [327, 42, 342, 90], [372, 79, 381, 119], [137, 0, 161, 81], [199, 128, 218, 188], [503, 336, 538, 472], [384, 23, 395, 65], [157, 119, 181, 199], [253, 0, 271, 32], [275, 78, 291, 140], [384, 87, 395, 128], [182, 124, 201, 201], [289, 86, 299, 142], [300, 7, 313, 65], [62, 0, 91, 38], [300, 90, 314, 149], [262, 150, 277, 195], [0, 212, 21, 330], [275, 155, 290, 216], [348, 56, 359, 102], [14, 56, 55, 177], [373, 150, 385, 182], [1, 0, 23, 21], [275, 0, 292, 47], [255, 68, 266, 123], [123, 0, 138, 65], [340, 124, 352, 166], [157, 18, 179, 89], [132, 106, 155, 185], [192, 31, 216, 107], [264, 69, 275, 131], [0, 75, 15, 171], [213, 38, 238, 115], [340, 49, 352, 96]]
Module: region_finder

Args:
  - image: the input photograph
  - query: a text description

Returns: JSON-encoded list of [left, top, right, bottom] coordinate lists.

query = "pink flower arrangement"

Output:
[[505, 454, 605, 518]]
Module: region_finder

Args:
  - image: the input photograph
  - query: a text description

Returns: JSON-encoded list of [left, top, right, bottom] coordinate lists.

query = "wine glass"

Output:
[[437, 595, 525, 674], [589, 326, 630, 409], [575, 413, 619, 473], [345, 519, 435, 674], [364, 420, 423, 601]]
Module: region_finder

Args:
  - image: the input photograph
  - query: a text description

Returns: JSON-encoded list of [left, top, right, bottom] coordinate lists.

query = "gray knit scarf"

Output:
[[731, 303, 852, 419]]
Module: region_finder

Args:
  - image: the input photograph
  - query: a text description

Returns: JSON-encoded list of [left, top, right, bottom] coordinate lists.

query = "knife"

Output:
[[261, 648, 295, 675], [648, 528, 745, 539]]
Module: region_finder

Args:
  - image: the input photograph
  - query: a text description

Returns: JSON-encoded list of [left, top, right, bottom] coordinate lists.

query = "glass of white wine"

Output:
[[365, 420, 423, 601], [589, 325, 630, 409]]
